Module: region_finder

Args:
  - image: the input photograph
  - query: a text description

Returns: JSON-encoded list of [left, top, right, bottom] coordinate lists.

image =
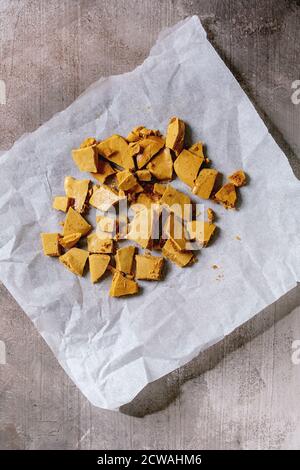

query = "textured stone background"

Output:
[[0, 0, 299, 450]]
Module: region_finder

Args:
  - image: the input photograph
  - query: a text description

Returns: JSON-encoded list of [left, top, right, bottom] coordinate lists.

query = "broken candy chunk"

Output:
[[192, 169, 218, 199], [89, 185, 124, 211], [109, 271, 139, 297], [187, 220, 216, 246], [59, 232, 82, 249], [64, 176, 90, 213], [162, 239, 194, 267], [160, 185, 191, 220], [147, 148, 173, 180], [72, 145, 98, 173], [188, 142, 205, 158], [41, 233, 61, 257], [136, 136, 165, 169], [52, 196, 72, 212], [214, 183, 237, 208], [59, 247, 89, 276], [87, 233, 113, 253], [97, 135, 135, 170], [136, 169, 152, 181], [228, 170, 247, 187], [80, 137, 97, 148], [116, 170, 138, 191], [207, 208, 215, 223], [163, 212, 188, 251], [63, 207, 91, 237], [165, 117, 185, 156], [89, 254, 110, 283], [174, 149, 204, 187], [127, 207, 158, 249], [115, 245, 135, 274], [135, 253, 164, 280], [91, 160, 115, 184]]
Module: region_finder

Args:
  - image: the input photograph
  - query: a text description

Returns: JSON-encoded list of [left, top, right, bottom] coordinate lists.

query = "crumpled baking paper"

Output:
[[0, 16, 299, 410]]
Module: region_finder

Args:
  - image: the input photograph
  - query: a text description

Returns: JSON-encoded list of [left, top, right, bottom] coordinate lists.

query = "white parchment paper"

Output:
[[0, 16, 299, 410]]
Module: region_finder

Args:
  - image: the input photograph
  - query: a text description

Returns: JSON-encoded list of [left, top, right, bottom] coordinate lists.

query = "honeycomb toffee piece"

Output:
[[72, 145, 98, 173], [153, 183, 167, 196], [192, 169, 218, 200], [228, 169, 247, 187], [59, 248, 89, 276], [162, 239, 194, 267], [188, 142, 205, 159], [147, 148, 173, 180], [89, 185, 125, 211], [187, 220, 216, 247], [214, 183, 237, 209], [87, 233, 113, 254], [207, 208, 215, 223], [163, 212, 188, 251], [59, 232, 82, 249], [136, 136, 165, 169], [41, 233, 61, 257], [174, 149, 204, 187], [116, 170, 139, 191], [135, 253, 164, 280], [80, 137, 97, 148], [165, 117, 185, 156], [64, 176, 90, 213], [109, 271, 139, 297], [127, 206, 158, 249], [52, 196, 72, 212], [89, 254, 110, 283], [115, 245, 135, 274], [97, 134, 135, 170], [160, 185, 191, 220], [63, 207, 91, 237]]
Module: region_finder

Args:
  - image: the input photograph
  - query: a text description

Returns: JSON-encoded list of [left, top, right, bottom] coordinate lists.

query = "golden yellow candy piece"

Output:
[[136, 136, 165, 169], [165, 117, 185, 156], [97, 135, 135, 170], [192, 169, 218, 199], [52, 196, 72, 212], [72, 145, 98, 173], [80, 137, 97, 148], [162, 239, 194, 267], [89, 185, 124, 211], [41, 233, 61, 257], [160, 185, 191, 220], [135, 253, 164, 280], [109, 271, 139, 297], [174, 149, 203, 187], [89, 254, 110, 283], [228, 169, 247, 187], [147, 148, 173, 180], [64, 176, 89, 213], [187, 220, 216, 246], [115, 246, 135, 274], [87, 233, 113, 253], [63, 207, 91, 237], [214, 183, 237, 208], [59, 232, 82, 249], [116, 170, 138, 191], [59, 248, 89, 276]]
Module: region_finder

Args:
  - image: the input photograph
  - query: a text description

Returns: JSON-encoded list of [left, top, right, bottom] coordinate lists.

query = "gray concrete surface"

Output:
[[0, 0, 300, 450]]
